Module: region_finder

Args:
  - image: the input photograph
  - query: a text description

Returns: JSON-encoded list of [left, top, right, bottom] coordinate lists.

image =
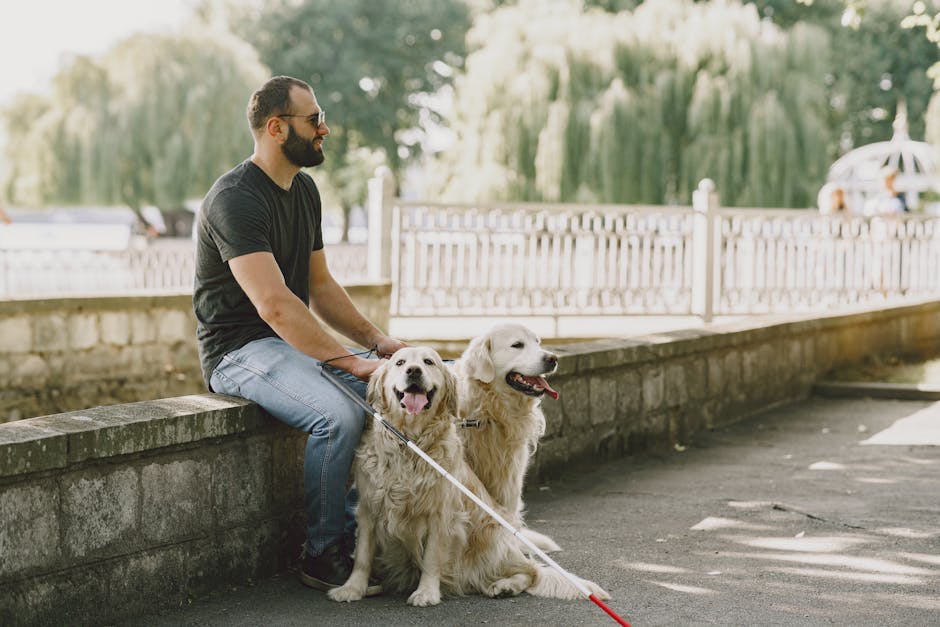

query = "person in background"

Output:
[[193, 75, 407, 595], [830, 185, 850, 214], [865, 166, 908, 215], [0, 201, 11, 225]]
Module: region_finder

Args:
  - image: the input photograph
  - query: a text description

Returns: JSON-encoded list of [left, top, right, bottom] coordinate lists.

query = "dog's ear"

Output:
[[367, 362, 389, 414], [463, 335, 495, 383]]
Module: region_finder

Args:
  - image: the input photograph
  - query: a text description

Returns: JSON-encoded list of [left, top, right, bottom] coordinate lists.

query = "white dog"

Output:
[[328, 346, 607, 606], [453, 323, 562, 554]]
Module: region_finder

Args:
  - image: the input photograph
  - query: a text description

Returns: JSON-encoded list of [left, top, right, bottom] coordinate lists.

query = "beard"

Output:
[[281, 123, 325, 168]]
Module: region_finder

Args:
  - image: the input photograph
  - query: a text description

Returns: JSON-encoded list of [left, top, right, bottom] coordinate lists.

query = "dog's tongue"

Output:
[[523, 375, 559, 400], [402, 392, 428, 415]]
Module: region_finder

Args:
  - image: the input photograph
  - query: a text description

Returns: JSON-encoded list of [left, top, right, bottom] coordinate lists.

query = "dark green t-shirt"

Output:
[[193, 160, 324, 389]]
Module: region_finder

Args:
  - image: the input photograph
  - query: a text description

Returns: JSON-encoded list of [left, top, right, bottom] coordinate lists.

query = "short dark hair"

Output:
[[247, 76, 312, 134]]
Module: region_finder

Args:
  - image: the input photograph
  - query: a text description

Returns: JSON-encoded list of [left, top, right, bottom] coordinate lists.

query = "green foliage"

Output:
[[432, 0, 832, 208], [234, 0, 469, 176], [2, 30, 268, 211], [825, 0, 940, 147]]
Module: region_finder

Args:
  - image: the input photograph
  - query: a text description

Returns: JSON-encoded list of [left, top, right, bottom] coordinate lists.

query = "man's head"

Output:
[[248, 75, 329, 168]]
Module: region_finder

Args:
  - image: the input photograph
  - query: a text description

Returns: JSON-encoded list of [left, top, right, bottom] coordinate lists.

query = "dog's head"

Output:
[[460, 324, 559, 400], [368, 346, 458, 426]]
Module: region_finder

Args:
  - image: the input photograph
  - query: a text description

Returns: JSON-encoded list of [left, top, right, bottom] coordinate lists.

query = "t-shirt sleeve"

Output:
[[205, 187, 272, 263]]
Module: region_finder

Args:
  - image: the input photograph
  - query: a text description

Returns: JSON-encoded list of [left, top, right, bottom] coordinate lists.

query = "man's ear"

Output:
[[265, 116, 287, 142], [463, 335, 494, 383]]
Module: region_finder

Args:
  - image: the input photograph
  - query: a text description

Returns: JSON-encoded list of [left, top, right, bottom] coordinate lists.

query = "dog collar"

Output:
[[457, 418, 483, 429]]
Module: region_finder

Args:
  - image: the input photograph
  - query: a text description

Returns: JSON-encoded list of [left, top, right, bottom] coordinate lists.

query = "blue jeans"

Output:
[[209, 336, 369, 556]]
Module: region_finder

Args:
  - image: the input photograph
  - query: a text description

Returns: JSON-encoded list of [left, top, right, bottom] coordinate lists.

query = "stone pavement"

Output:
[[123, 394, 940, 626]]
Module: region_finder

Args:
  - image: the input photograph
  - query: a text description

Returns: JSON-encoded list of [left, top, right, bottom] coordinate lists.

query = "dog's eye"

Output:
[[511, 342, 524, 349], [395, 359, 405, 366], [423, 358, 434, 365]]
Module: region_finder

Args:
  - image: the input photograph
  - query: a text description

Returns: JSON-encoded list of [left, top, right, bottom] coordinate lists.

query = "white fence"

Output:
[[0, 238, 369, 299], [367, 175, 940, 320], [4, 176, 940, 320]]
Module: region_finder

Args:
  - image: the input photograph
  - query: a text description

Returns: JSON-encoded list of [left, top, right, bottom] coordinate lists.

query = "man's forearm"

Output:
[[309, 277, 384, 350], [262, 290, 369, 373]]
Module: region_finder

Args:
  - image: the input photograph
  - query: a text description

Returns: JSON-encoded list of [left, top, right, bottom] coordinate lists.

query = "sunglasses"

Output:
[[278, 110, 326, 127]]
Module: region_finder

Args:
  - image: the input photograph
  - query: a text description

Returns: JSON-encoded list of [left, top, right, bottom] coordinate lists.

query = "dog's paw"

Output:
[[407, 586, 442, 607], [327, 584, 365, 603], [520, 528, 562, 553], [486, 575, 528, 598], [583, 579, 610, 601]]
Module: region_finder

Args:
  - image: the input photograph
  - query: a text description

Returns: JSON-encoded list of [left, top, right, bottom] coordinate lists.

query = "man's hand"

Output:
[[348, 356, 386, 381], [373, 335, 409, 359]]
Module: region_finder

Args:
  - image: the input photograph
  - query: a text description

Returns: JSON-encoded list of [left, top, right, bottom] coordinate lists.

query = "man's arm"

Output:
[[308, 249, 407, 358], [228, 250, 377, 379]]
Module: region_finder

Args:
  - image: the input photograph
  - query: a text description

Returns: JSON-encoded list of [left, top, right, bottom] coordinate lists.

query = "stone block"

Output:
[[558, 375, 590, 429], [641, 365, 664, 413], [616, 369, 641, 423], [0, 564, 110, 627], [129, 310, 157, 344], [32, 314, 69, 352], [10, 354, 49, 387], [61, 467, 140, 559], [0, 315, 32, 353], [141, 459, 212, 543], [271, 430, 305, 510], [540, 395, 565, 438], [156, 309, 193, 345], [588, 375, 618, 426], [687, 358, 707, 400], [107, 542, 215, 616], [100, 311, 131, 345], [64, 395, 265, 463], [0, 420, 67, 477], [68, 313, 99, 350], [664, 362, 689, 407], [0, 481, 60, 578], [212, 439, 272, 527]]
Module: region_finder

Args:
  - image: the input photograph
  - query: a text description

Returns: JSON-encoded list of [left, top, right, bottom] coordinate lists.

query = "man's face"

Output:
[[282, 121, 325, 168]]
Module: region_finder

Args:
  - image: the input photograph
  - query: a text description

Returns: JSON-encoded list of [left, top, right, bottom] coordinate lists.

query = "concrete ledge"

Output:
[[813, 381, 940, 400]]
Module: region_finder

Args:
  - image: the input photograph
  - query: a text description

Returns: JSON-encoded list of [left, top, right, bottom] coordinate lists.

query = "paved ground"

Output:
[[124, 394, 940, 626]]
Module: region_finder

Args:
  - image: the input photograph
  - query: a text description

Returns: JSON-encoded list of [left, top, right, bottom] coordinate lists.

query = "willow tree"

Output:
[[1, 30, 268, 214], [431, 0, 832, 208]]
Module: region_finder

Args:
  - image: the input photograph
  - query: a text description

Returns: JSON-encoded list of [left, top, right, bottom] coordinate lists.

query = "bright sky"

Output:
[[0, 0, 197, 106]]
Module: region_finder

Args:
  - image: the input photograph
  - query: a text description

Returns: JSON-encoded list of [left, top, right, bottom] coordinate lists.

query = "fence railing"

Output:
[[0, 239, 369, 299], [5, 175, 940, 320], [364, 174, 940, 320]]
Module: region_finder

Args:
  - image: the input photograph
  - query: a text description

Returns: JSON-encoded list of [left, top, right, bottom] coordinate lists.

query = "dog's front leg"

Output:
[[407, 520, 444, 606], [327, 515, 376, 603]]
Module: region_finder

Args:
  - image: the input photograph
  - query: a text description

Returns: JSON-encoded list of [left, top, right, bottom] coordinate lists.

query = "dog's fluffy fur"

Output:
[[454, 324, 562, 553], [328, 346, 607, 606]]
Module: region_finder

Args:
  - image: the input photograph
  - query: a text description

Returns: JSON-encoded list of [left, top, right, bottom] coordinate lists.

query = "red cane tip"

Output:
[[589, 593, 631, 627]]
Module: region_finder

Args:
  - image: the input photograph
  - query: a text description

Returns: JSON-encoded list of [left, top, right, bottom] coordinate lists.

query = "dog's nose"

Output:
[[406, 365, 422, 379], [544, 353, 557, 368]]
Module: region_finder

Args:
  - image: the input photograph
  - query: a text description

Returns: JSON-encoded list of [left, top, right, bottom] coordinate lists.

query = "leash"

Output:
[[320, 366, 631, 626]]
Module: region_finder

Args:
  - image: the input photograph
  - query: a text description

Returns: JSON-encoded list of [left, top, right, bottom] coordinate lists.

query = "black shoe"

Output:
[[299, 543, 383, 597]]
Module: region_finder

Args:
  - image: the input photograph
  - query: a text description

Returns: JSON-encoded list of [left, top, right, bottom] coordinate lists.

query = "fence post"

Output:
[[367, 166, 395, 281], [692, 178, 719, 323]]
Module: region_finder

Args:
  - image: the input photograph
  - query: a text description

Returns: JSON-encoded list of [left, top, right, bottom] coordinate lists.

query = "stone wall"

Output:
[[0, 395, 306, 626], [0, 283, 391, 423], [2, 298, 940, 624], [532, 299, 940, 476]]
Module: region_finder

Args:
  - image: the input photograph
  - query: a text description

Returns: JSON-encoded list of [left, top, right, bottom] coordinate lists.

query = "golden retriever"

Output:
[[453, 323, 562, 553], [327, 346, 608, 606]]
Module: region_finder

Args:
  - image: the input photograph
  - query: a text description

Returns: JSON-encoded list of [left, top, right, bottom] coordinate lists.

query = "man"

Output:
[[193, 76, 406, 594]]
